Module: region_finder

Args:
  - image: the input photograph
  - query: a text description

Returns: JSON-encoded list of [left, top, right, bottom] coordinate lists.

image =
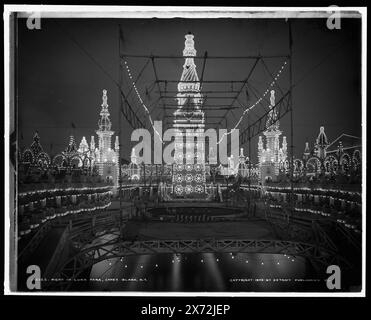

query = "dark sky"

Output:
[[17, 17, 362, 162]]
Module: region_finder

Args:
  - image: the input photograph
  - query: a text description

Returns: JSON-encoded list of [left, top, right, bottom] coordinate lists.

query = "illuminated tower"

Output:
[[77, 136, 90, 168], [95, 89, 119, 185], [314, 126, 329, 160], [258, 90, 287, 183], [78, 136, 89, 153], [303, 142, 311, 161], [172, 33, 206, 197]]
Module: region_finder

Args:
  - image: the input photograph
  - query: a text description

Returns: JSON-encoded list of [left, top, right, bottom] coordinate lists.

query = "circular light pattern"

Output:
[[131, 174, 140, 181], [195, 185, 203, 193], [186, 153, 193, 160], [185, 185, 193, 194], [176, 174, 183, 183], [185, 164, 193, 171], [195, 164, 202, 171], [175, 153, 183, 162], [195, 174, 203, 183], [185, 174, 193, 183], [176, 164, 184, 171], [175, 185, 183, 195]]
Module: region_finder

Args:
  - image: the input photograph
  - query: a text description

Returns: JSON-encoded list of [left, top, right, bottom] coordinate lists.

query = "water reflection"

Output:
[[89, 252, 324, 292]]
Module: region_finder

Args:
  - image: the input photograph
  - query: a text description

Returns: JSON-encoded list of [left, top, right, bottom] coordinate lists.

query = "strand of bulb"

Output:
[[124, 60, 164, 143], [216, 60, 288, 145]]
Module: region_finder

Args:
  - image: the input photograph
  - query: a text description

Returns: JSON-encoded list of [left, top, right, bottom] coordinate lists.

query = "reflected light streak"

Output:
[[204, 253, 224, 291], [127, 255, 151, 291], [171, 253, 182, 291]]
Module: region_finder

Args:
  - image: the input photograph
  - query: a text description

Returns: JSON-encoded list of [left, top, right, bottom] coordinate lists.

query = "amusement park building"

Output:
[[20, 89, 120, 185]]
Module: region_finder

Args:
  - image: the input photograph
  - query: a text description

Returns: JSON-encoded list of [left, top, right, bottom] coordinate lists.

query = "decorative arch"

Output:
[[53, 154, 65, 167], [22, 149, 34, 164], [294, 159, 304, 173], [340, 152, 351, 173], [70, 155, 82, 168], [36, 152, 51, 168], [324, 155, 338, 173], [82, 157, 92, 168], [284, 159, 290, 173], [306, 157, 321, 174], [128, 162, 140, 178]]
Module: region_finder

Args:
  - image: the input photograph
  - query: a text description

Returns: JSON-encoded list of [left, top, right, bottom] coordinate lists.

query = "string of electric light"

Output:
[[241, 184, 362, 196], [124, 59, 287, 145], [18, 202, 112, 238], [124, 60, 164, 143], [19, 186, 112, 197], [100, 254, 299, 272], [216, 60, 288, 145]]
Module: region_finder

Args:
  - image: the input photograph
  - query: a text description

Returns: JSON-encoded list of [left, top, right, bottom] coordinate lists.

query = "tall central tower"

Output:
[[172, 33, 206, 198]]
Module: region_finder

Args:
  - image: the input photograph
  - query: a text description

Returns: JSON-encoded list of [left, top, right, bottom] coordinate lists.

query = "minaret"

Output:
[[115, 136, 119, 152], [303, 142, 310, 160], [90, 136, 95, 151], [78, 136, 89, 153], [258, 136, 263, 154], [239, 148, 245, 164], [258, 89, 287, 183], [94, 89, 119, 183], [264, 90, 281, 155], [131, 147, 137, 165], [314, 126, 329, 160], [96, 89, 114, 156]]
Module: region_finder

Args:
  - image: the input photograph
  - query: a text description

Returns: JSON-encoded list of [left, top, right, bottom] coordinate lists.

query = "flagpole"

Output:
[[118, 24, 123, 239], [289, 19, 294, 219]]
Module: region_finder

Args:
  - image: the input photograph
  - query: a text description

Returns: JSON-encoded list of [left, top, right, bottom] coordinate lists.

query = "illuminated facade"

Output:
[[91, 89, 119, 184], [172, 33, 206, 197], [258, 90, 288, 183]]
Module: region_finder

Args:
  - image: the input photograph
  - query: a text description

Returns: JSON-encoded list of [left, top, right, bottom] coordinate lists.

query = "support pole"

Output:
[[289, 20, 294, 217], [248, 120, 251, 209], [118, 25, 123, 238]]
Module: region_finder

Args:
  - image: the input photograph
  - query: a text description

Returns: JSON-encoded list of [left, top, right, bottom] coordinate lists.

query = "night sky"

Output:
[[17, 17, 362, 162]]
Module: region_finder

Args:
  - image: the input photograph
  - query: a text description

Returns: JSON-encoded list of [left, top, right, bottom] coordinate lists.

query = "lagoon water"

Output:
[[88, 252, 324, 292]]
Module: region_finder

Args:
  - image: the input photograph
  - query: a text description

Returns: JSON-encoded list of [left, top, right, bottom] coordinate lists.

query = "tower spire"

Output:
[[178, 33, 200, 94], [266, 90, 279, 131], [314, 126, 329, 159], [30, 131, 43, 156], [98, 89, 112, 131], [258, 89, 287, 183], [172, 33, 206, 198]]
